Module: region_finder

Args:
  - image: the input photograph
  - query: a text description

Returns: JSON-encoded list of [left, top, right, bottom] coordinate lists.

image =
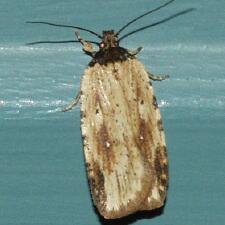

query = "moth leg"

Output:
[[148, 72, 169, 81], [75, 31, 96, 57], [128, 47, 143, 56], [62, 91, 80, 112]]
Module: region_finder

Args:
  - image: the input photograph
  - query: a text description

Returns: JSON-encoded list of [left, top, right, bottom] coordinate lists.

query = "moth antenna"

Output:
[[26, 21, 102, 39], [119, 8, 195, 42], [26, 40, 99, 46], [116, 0, 176, 36]]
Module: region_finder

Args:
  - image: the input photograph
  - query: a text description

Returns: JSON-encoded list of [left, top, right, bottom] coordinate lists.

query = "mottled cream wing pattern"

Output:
[[80, 59, 168, 219]]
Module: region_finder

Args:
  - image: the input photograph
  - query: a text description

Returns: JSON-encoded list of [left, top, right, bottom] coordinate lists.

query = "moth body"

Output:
[[26, 0, 196, 219], [80, 51, 168, 218], [27, 0, 192, 218]]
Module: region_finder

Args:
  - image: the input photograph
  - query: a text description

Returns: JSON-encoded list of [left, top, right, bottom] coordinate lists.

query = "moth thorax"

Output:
[[100, 30, 118, 50]]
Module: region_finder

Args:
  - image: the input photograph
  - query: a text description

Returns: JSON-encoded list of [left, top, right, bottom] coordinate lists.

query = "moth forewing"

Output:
[[80, 59, 168, 219]]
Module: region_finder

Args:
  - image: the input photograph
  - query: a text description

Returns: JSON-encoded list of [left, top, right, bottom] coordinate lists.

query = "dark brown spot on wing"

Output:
[[152, 95, 158, 109], [96, 124, 115, 174], [154, 146, 169, 196], [113, 67, 120, 80], [90, 163, 106, 210], [136, 118, 154, 160], [157, 119, 164, 131], [80, 110, 86, 119]]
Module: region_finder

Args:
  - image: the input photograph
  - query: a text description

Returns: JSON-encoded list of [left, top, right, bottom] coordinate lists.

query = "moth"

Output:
[[27, 0, 194, 219]]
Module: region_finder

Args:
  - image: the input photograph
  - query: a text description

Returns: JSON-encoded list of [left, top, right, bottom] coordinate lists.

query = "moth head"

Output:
[[99, 30, 119, 50], [26, 0, 194, 50]]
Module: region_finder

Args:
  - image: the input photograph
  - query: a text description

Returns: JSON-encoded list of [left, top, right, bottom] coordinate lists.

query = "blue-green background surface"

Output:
[[0, 0, 224, 225]]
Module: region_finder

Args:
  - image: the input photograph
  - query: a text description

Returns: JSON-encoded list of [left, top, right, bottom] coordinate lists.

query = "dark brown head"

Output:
[[99, 30, 119, 50]]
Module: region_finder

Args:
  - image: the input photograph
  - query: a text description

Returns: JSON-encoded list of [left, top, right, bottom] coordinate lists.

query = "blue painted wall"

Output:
[[0, 1, 224, 225]]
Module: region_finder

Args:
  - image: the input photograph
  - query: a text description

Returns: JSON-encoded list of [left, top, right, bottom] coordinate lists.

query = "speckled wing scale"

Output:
[[80, 54, 168, 219]]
